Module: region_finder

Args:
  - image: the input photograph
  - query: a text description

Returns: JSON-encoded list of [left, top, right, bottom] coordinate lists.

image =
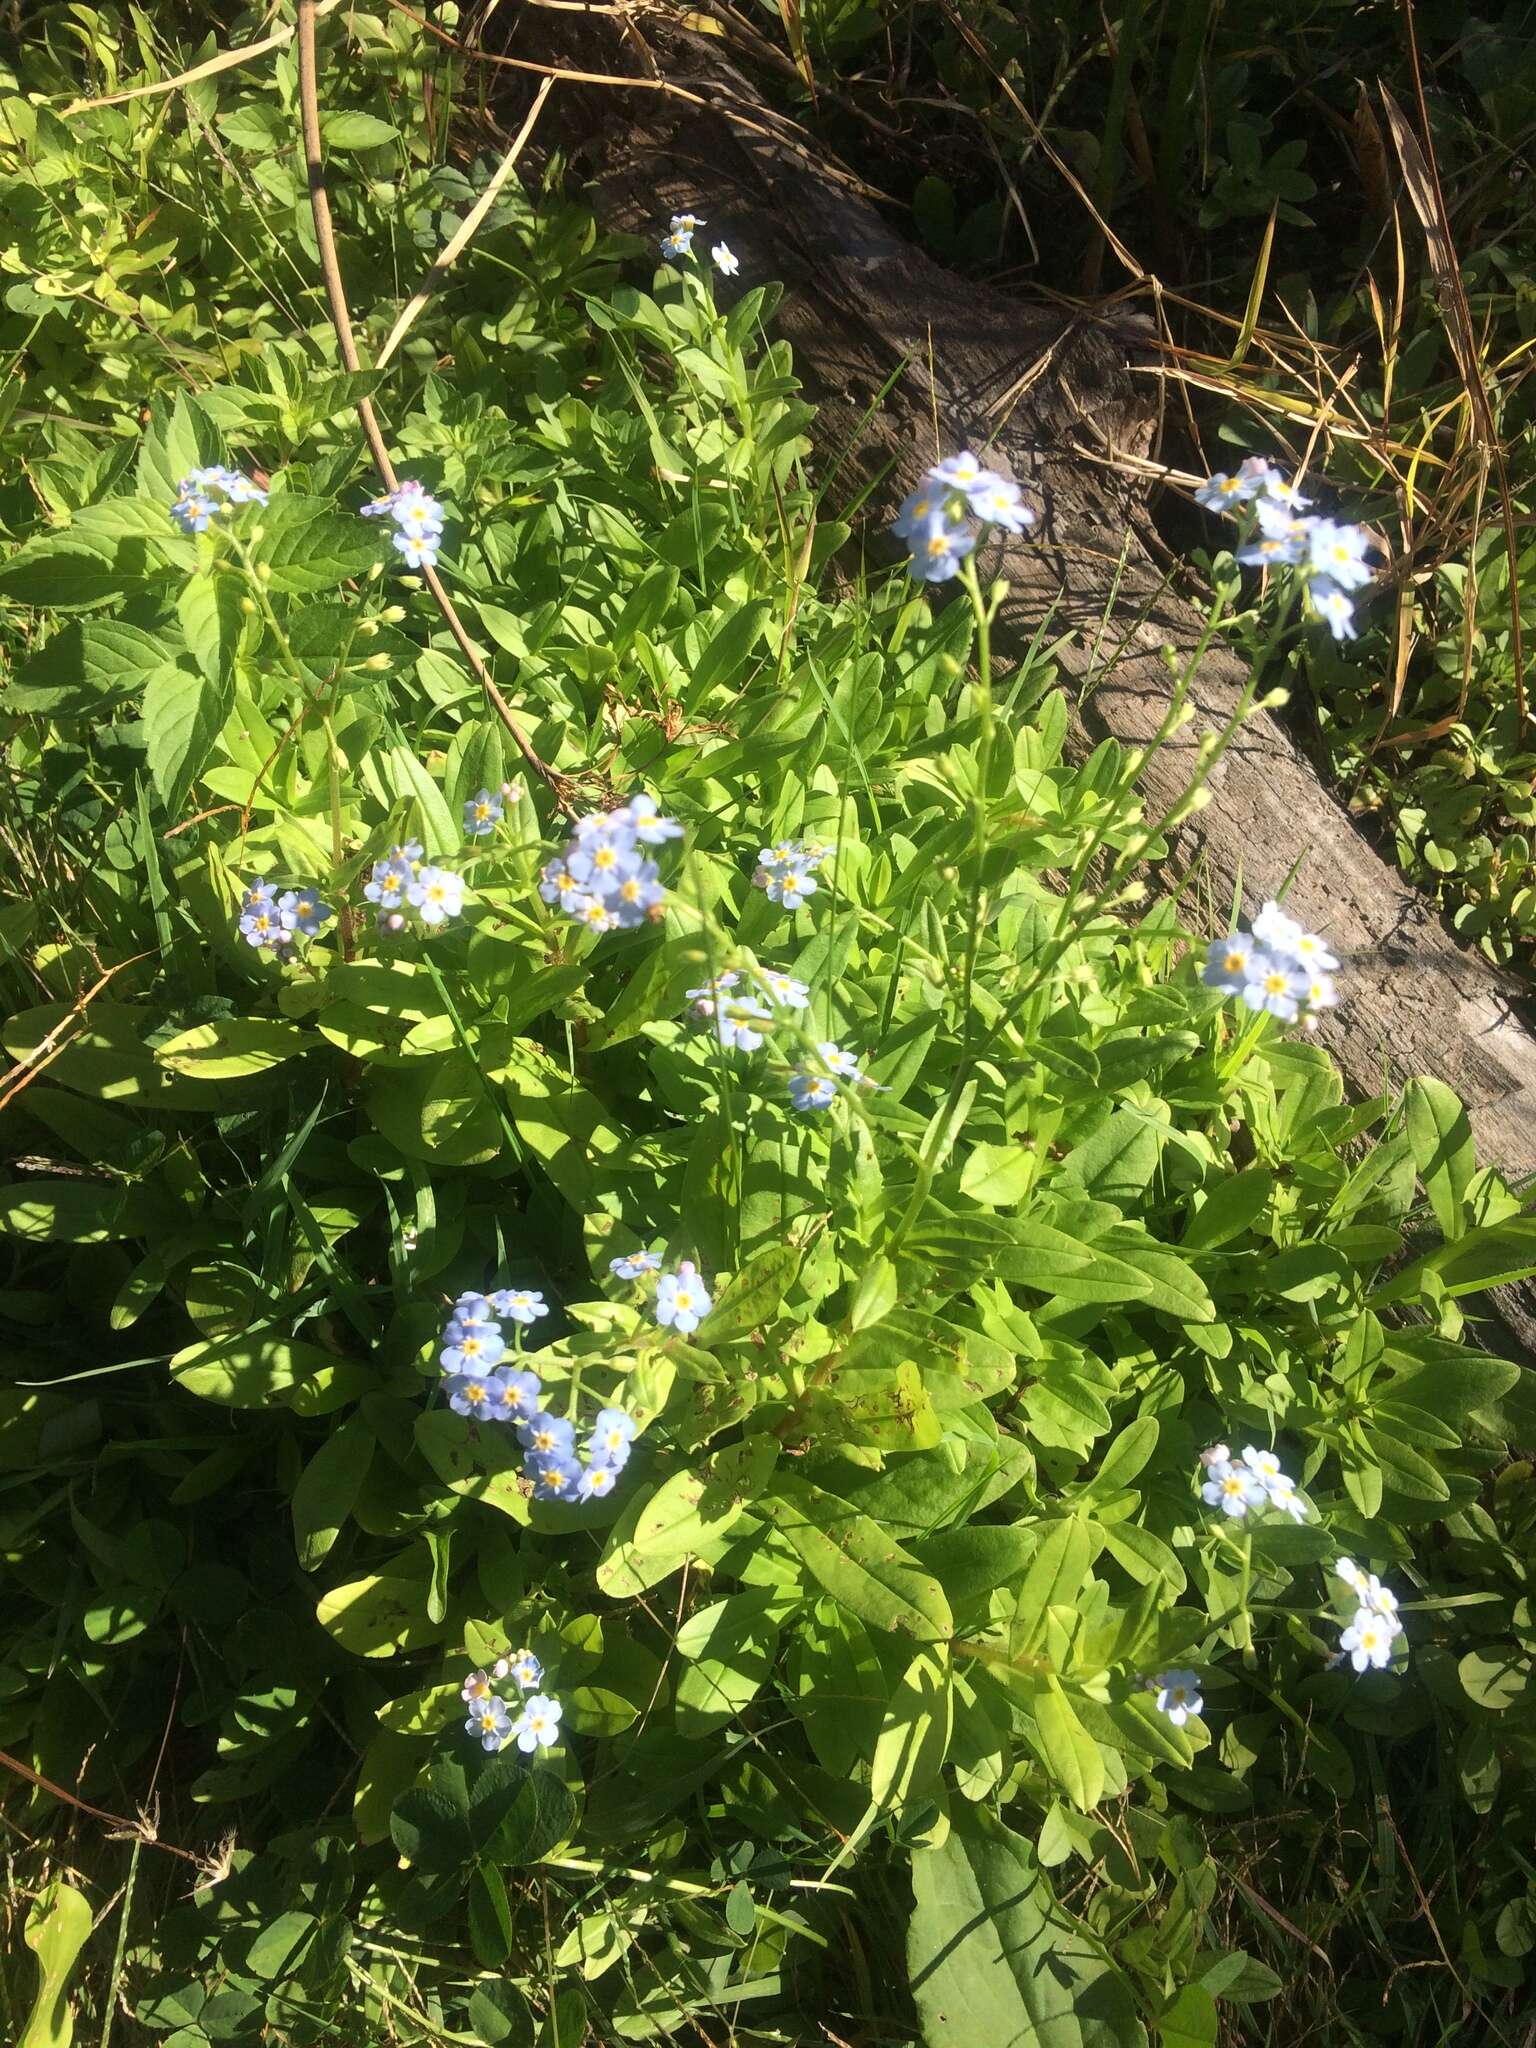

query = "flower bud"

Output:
[[383, 605, 407, 622], [358, 618, 378, 637], [240, 596, 256, 615], [364, 652, 391, 670], [256, 563, 271, 582], [249, 523, 265, 544]]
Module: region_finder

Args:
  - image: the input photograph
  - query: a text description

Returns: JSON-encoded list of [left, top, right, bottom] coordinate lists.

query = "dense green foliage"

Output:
[[3, 9, 1536, 2048]]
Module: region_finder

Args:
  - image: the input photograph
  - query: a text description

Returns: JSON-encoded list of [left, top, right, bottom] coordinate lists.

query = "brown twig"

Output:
[[0, 951, 155, 1118], [0, 1749, 204, 1867], [294, 0, 570, 802]]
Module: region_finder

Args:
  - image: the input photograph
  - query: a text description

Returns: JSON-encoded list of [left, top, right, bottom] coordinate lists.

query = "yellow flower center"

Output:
[[1224, 950, 1246, 972], [925, 532, 949, 556], [675, 1291, 694, 1312]]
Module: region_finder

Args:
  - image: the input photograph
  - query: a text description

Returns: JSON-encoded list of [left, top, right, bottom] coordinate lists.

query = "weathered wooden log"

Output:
[[496, 8, 1536, 1356]]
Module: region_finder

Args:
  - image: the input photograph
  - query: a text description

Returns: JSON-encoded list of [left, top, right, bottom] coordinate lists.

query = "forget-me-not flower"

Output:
[[577, 1463, 619, 1500], [502, 1647, 542, 1691], [510, 1693, 562, 1752], [588, 1407, 637, 1470], [712, 242, 740, 276], [463, 788, 503, 839], [789, 1069, 837, 1112], [754, 969, 811, 1009], [496, 1368, 543, 1422], [518, 1411, 575, 1459], [610, 1250, 663, 1280], [465, 1695, 514, 1752], [1152, 1669, 1203, 1727], [1200, 1456, 1265, 1518], [407, 865, 464, 926], [530, 1451, 583, 1501], [440, 1322, 507, 1374], [446, 1374, 502, 1420], [1339, 1608, 1398, 1672], [491, 1287, 547, 1326], [655, 1260, 711, 1334]]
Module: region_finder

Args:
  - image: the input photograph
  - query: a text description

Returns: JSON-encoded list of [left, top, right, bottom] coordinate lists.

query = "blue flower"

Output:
[[529, 1450, 583, 1501], [609, 862, 666, 929], [501, 1647, 542, 1691], [237, 881, 286, 951], [491, 1287, 547, 1326], [407, 866, 464, 925], [970, 476, 1036, 533], [1241, 954, 1305, 1022], [628, 792, 685, 844], [687, 971, 740, 999], [452, 1293, 498, 1328], [789, 1069, 837, 1112], [510, 1693, 562, 1751], [693, 993, 774, 1051], [1193, 470, 1258, 512], [758, 863, 818, 911], [925, 450, 988, 499], [1306, 519, 1372, 593], [891, 485, 947, 539], [463, 788, 503, 839], [1308, 578, 1358, 641], [655, 1260, 712, 1334], [908, 516, 976, 583], [818, 1041, 866, 1080], [446, 1373, 504, 1420], [1201, 934, 1258, 995], [753, 969, 811, 1010], [440, 1323, 507, 1374], [610, 1250, 662, 1280], [170, 465, 267, 533], [362, 480, 444, 533], [576, 1462, 619, 1500], [538, 859, 591, 913], [465, 1695, 514, 1751], [588, 1407, 637, 1469], [364, 857, 409, 910], [494, 1367, 542, 1421], [1152, 1669, 1203, 1727], [276, 889, 333, 939], [1236, 500, 1310, 567], [392, 529, 440, 572], [569, 833, 641, 891], [660, 228, 694, 259], [518, 1411, 575, 1459]]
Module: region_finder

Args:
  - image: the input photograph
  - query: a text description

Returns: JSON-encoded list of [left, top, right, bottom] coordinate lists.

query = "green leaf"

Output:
[[468, 1981, 536, 2048], [11, 616, 179, 714], [143, 660, 232, 812], [1459, 1647, 1531, 1711], [472, 1756, 578, 1865], [18, 1881, 93, 2048], [389, 1787, 474, 1875], [317, 1573, 441, 1659], [291, 1415, 374, 1570], [1032, 1679, 1104, 1811], [870, 1645, 952, 1814], [178, 569, 246, 686], [1083, 1417, 1160, 1496], [1404, 1076, 1474, 1241], [155, 1017, 314, 1079], [758, 1477, 952, 1642], [1158, 1984, 1219, 2047], [1181, 1169, 1276, 1250], [673, 1590, 780, 1737], [323, 110, 398, 149], [959, 1142, 1035, 1208], [1056, 1111, 1163, 1203], [0, 530, 131, 611], [699, 1243, 800, 1342], [137, 391, 223, 502], [595, 1439, 773, 1596], [908, 1807, 1145, 2048], [469, 1862, 513, 1967], [250, 495, 385, 593], [172, 1333, 367, 1411], [0, 1179, 148, 1244], [688, 597, 772, 698]]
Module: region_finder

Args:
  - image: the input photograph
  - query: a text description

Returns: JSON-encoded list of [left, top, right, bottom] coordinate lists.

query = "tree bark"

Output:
[[499, 8, 1536, 1356]]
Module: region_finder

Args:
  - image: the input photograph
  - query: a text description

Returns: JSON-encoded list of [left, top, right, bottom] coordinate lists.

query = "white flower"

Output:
[[1308, 578, 1358, 641], [1334, 1557, 1369, 1598], [1153, 1669, 1203, 1727], [1241, 1444, 1285, 1487], [1306, 518, 1373, 592], [1201, 1457, 1265, 1518], [1339, 1608, 1397, 1673], [1364, 1574, 1400, 1624], [711, 241, 740, 277], [1198, 1442, 1231, 1469], [1265, 1476, 1308, 1522]]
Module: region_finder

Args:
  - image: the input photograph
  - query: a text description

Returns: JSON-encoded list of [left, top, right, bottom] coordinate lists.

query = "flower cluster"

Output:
[[1199, 1442, 1309, 1524], [436, 1289, 638, 1504], [360, 479, 445, 572], [1332, 1557, 1405, 1673], [660, 211, 703, 258], [890, 449, 1036, 583], [752, 837, 829, 912], [789, 1040, 874, 1113], [170, 464, 268, 535], [1194, 457, 1373, 640], [1202, 899, 1339, 1025], [684, 965, 811, 1050], [538, 794, 681, 937], [363, 840, 465, 932], [236, 879, 333, 953], [461, 1658, 562, 1755]]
